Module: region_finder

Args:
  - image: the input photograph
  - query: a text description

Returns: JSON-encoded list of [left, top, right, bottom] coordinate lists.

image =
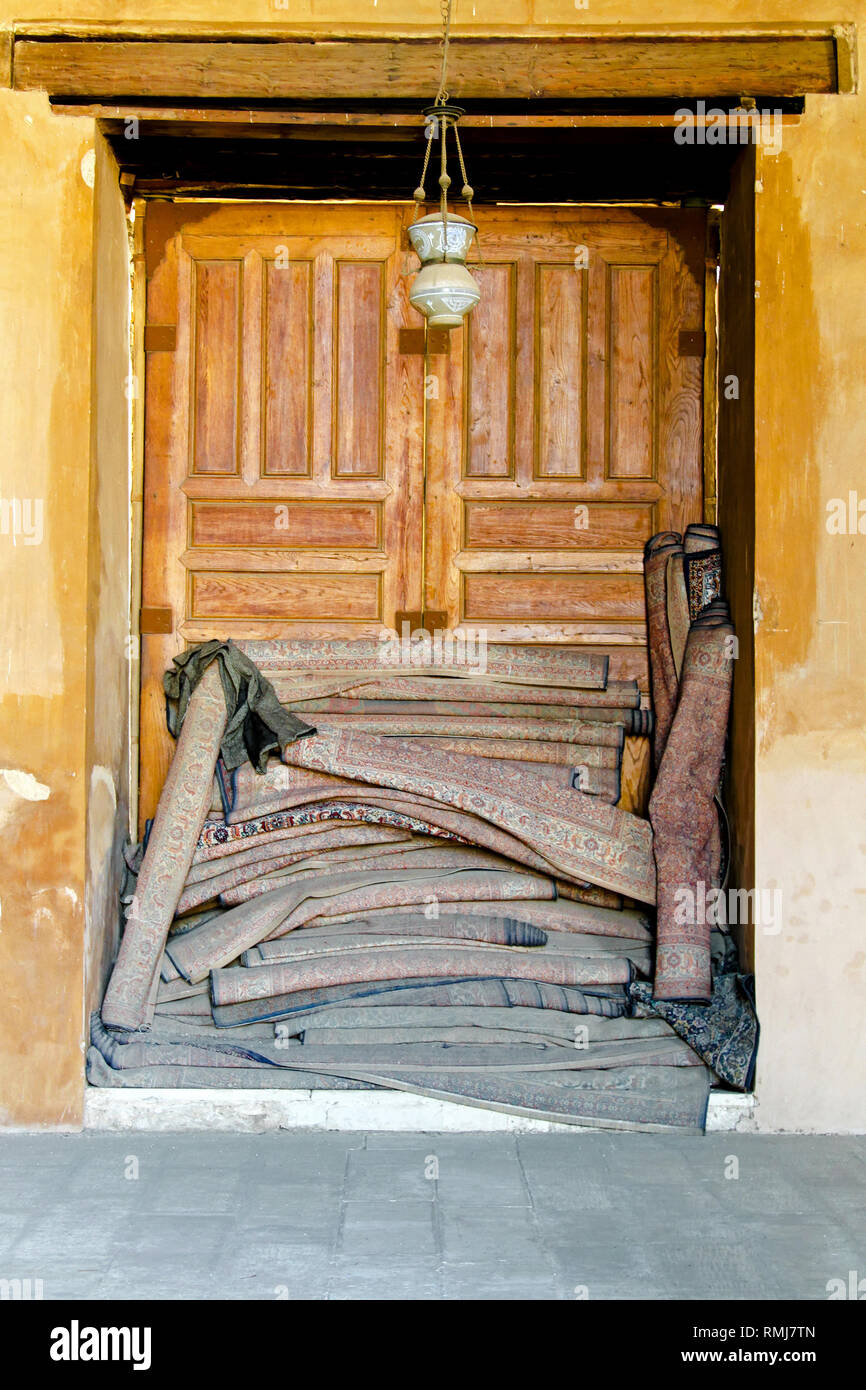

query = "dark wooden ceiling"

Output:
[[100, 113, 761, 203]]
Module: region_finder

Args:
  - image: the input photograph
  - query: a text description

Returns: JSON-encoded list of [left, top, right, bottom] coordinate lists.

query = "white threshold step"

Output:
[[83, 1087, 756, 1135]]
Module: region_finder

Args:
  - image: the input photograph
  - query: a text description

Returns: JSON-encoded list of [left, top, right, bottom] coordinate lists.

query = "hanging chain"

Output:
[[435, 0, 453, 107], [413, 0, 481, 257]]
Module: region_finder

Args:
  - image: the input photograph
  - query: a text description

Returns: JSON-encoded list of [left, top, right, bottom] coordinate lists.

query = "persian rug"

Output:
[[239, 638, 609, 689], [244, 916, 550, 956], [218, 845, 539, 908], [101, 663, 229, 1032], [245, 929, 644, 968], [179, 838, 480, 914], [630, 933, 758, 1090], [277, 675, 641, 709], [644, 531, 683, 772], [169, 906, 225, 937], [212, 976, 630, 1027], [282, 730, 656, 902], [292, 696, 639, 724], [221, 783, 593, 885], [649, 612, 734, 1002], [194, 808, 455, 859], [666, 547, 691, 680], [154, 1000, 214, 1023], [300, 896, 651, 939], [302, 713, 626, 748], [157, 977, 208, 1002], [209, 946, 638, 1007], [290, 1005, 669, 1046], [86, 1047, 371, 1091], [185, 827, 415, 881], [410, 738, 621, 769], [683, 524, 724, 622], [92, 1012, 698, 1079], [263, 868, 556, 941], [89, 1030, 711, 1133], [166, 867, 556, 981]]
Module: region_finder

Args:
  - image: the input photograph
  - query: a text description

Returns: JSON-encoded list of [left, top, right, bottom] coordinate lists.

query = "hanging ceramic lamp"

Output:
[[408, 9, 482, 333]]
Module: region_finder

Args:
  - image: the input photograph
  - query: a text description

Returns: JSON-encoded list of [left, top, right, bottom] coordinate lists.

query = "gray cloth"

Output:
[[164, 639, 315, 773]]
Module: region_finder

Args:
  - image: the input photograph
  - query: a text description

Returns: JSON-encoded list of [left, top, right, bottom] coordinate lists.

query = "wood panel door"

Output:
[[424, 206, 707, 686], [139, 201, 423, 823], [139, 200, 706, 826]]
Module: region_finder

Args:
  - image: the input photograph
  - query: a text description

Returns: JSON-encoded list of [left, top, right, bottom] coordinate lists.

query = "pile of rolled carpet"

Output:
[[91, 631, 755, 1131]]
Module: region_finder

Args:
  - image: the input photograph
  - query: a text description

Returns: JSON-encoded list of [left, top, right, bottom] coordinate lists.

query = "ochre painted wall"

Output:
[[0, 2, 864, 1130], [0, 91, 94, 1126]]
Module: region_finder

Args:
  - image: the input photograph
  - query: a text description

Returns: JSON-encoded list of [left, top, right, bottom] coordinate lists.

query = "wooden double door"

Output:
[[139, 200, 707, 822]]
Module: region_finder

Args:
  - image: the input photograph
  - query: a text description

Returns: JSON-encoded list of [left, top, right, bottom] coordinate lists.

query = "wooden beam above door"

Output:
[[6, 28, 851, 102]]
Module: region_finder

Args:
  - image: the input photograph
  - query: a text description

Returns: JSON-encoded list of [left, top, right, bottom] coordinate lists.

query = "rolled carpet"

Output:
[[243, 915, 548, 956], [101, 663, 228, 1032], [166, 867, 556, 982], [239, 638, 609, 689], [282, 730, 656, 902], [209, 945, 638, 1006], [212, 977, 630, 1027]]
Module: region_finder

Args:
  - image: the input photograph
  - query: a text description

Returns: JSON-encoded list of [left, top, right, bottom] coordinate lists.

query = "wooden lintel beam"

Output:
[[9, 34, 842, 102], [51, 103, 805, 129]]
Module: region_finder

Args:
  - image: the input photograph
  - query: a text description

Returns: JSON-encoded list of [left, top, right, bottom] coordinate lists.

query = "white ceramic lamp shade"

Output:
[[408, 261, 481, 329]]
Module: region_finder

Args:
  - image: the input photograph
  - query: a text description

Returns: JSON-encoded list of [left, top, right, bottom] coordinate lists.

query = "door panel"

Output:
[[139, 202, 423, 824], [423, 205, 706, 666], [139, 201, 706, 827]]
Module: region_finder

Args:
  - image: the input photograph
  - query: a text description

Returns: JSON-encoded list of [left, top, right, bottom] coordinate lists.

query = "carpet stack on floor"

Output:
[[91, 637, 730, 1131]]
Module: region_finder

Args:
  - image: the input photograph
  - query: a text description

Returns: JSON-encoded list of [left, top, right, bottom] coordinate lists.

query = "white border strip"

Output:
[[83, 1088, 756, 1134]]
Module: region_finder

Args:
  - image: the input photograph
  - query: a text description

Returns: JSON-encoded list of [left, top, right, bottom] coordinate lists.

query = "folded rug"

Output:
[[166, 867, 555, 982], [212, 977, 629, 1027], [292, 696, 637, 724], [239, 638, 609, 689], [411, 738, 621, 770], [218, 847, 548, 908], [274, 675, 640, 708], [650, 612, 734, 1002], [180, 837, 481, 914], [86, 1047, 371, 1091], [630, 935, 758, 1090], [85, 1042, 710, 1132], [195, 807, 456, 859], [223, 787, 584, 884], [282, 730, 656, 902], [245, 929, 643, 969], [306, 713, 625, 747], [189, 823, 411, 872], [291, 1005, 668, 1045], [300, 897, 651, 940], [247, 914, 548, 954]]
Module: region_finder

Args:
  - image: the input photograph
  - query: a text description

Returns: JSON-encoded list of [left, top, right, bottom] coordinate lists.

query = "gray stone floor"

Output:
[[0, 1132, 863, 1300]]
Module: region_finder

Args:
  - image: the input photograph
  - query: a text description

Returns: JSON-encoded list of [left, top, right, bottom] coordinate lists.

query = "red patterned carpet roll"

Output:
[[649, 612, 734, 1003]]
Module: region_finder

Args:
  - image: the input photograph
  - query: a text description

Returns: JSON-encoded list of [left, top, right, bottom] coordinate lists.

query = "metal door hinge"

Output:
[[399, 328, 451, 356], [394, 610, 449, 635], [144, 325, 177, 352], [139, 606, 173, 634], [679, 330, 706, 357]]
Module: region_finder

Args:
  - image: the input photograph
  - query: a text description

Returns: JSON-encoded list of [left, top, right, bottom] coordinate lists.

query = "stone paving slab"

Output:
[[0, 1132, 863, 1300]]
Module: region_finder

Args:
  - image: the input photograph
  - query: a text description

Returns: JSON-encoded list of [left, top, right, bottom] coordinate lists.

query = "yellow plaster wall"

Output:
[[0, 90, 94, 1126], [0, 2, 864, 1129]]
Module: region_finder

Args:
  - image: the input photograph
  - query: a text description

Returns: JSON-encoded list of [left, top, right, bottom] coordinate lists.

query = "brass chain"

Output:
[[435, 0, 453, 107]]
